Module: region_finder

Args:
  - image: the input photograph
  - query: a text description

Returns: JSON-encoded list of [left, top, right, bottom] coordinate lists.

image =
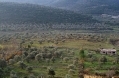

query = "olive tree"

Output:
[[29, 74, 36, 78], [37, 74, 46, 78], [99, 56, 107, 64], [65, 74, 71, 78], [10, 70, 18, 78], [26, 66, 33, 73], [17, 61, 26, 69], [73, 60, 78, 66], [0, 59, 7, 69], [67, 64, 75, 70], [9, 59, 15, 65], [63, 57, 69, 63], [27, 52, 36, 60], [114, 56, 119, 64], [68, 69, 75, 75], [35, 54, 42, 63], [46, 59, 50, 65], [48, 67, 55, 78], [79, 49, 85, 61], [50, 57, 55, 63], [14, 55, 21, 62], [0, 68, 5, 78]]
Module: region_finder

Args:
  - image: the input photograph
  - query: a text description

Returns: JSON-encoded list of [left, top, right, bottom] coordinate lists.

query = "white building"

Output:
[[100, 49, 116, 55]]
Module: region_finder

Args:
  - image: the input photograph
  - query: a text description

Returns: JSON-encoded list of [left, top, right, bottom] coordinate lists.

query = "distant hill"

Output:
[[51, 0, 119, 15], [0, 2, 97, 24], [1, 0, 119, 15], [0, 0, 54, 5]]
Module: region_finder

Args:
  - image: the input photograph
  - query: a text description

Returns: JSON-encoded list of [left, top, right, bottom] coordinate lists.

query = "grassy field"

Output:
[[30, 39, 115, 50]]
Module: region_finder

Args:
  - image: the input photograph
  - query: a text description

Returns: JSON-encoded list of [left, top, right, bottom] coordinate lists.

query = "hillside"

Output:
[[0, 0, 54, 5], [0, 2, 119, 33], [51, 0, 119, 15], [0, 2, 97, 24], [1, 0, 119, 15]]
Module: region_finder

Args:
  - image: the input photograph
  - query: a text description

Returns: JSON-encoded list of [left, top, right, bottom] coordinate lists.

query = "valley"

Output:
[[0, 1, 119, 78]]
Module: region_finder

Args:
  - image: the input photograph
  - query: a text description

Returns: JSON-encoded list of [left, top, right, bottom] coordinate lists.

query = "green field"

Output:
[[29, 39, 115, 50]]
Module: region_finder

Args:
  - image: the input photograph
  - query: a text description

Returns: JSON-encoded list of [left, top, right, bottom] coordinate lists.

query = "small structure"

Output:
[[100, 49, 116, 55]]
